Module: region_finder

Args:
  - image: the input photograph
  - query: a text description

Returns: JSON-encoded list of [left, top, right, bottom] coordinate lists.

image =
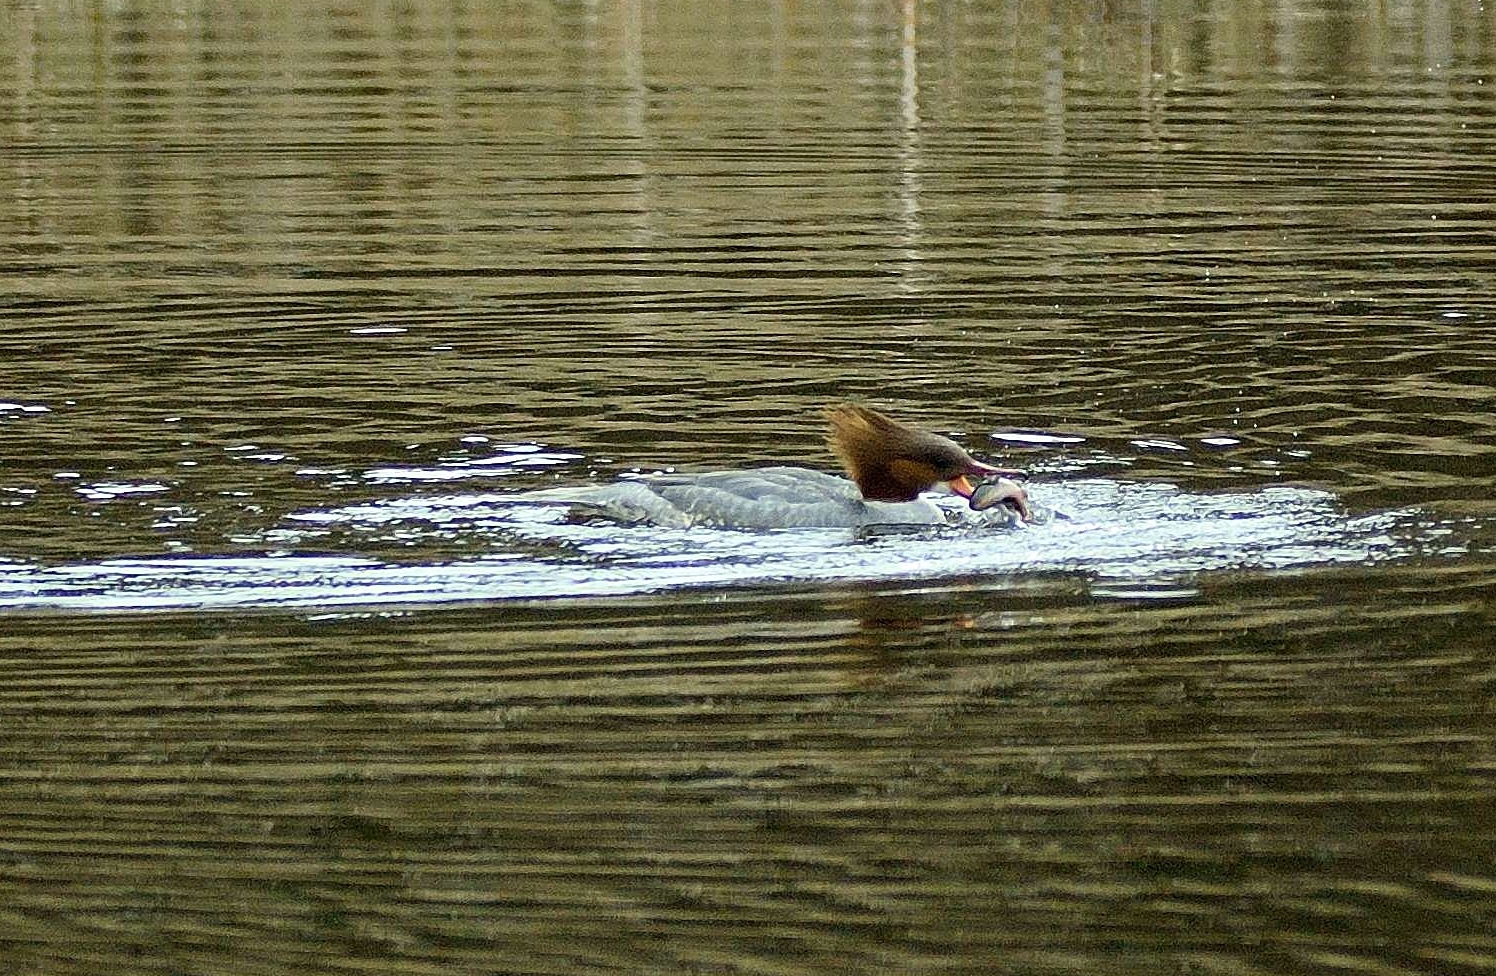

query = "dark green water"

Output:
[[2, 2, 1495, 973]]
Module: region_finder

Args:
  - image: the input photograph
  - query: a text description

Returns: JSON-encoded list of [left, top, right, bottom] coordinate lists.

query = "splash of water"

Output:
[[0, 478, 1464, 612]]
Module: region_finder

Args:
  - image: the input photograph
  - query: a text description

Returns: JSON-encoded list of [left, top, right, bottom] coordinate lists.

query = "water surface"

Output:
[[2, 2, 1495, 973]]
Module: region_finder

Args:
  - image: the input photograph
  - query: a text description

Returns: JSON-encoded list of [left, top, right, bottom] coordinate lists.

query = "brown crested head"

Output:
[[825, 403, 1003, 502]]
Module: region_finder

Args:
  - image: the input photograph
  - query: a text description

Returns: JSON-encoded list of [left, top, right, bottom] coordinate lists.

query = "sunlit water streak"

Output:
[[0, 478, 1462, 612]]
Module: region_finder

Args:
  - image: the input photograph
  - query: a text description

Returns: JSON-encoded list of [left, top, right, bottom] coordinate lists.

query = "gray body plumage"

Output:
[[512, 466, 1023, 530]]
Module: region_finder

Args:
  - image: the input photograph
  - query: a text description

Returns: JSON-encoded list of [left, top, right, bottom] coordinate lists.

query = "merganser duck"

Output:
[[514, 404, 1031, 529]]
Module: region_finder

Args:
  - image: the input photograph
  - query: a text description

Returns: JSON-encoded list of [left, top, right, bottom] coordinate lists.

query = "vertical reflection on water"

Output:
[[893, 0, 925, 292], [1039, 17, 1068, 223], [1137, 0, 1164, 152], [617, 0, 656, 265]]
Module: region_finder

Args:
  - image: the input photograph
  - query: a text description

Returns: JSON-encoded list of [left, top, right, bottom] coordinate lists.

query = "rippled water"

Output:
[[3, 2, 1496, 973]]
